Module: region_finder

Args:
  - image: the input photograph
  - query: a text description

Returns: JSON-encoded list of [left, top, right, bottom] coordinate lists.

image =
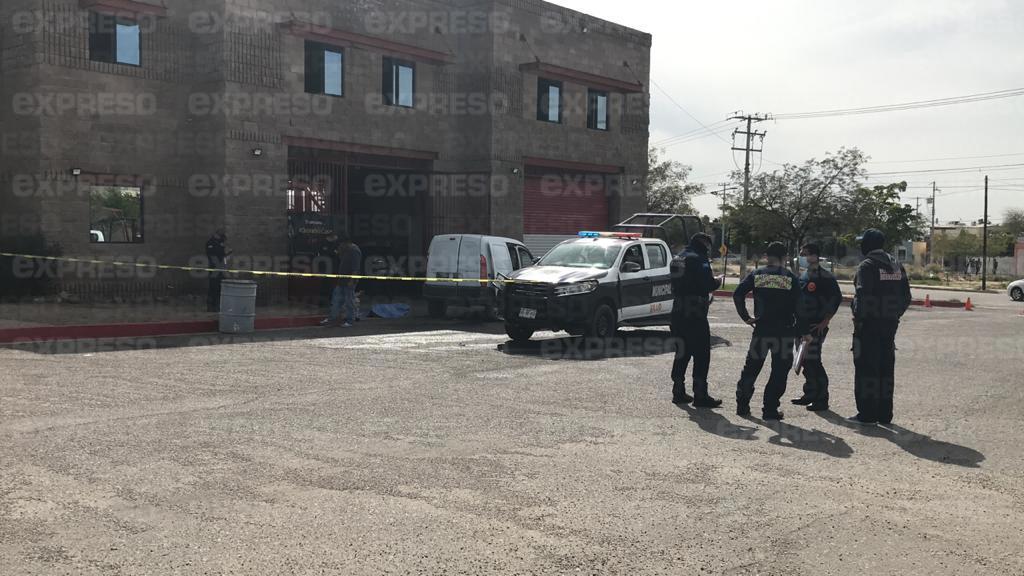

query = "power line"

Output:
[[652, 119, 733, 146], [867, 151, 1024, 165], [661, 125, 739, 149], [866, 162, 1024, 176], [649, 79, 733, 146], [775, 87, 1024, 120]]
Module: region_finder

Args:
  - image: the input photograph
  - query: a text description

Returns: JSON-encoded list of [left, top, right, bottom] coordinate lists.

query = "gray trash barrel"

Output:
[[219, 279, 257, 334]]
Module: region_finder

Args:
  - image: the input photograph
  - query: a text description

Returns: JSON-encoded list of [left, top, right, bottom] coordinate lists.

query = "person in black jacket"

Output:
[[205, 230, 230, 312], [850, 229, 912, 425], [669, 233, 723, 408], [792, 243, 844, 412], [733, 242, 812, 420]]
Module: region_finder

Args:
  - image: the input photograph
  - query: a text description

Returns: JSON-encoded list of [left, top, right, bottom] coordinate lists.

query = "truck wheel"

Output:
[[428, 300, 447, 318], [1012, 287, 1024, 302], [586, 304, 617, 339], [505, 323, 535, 342]]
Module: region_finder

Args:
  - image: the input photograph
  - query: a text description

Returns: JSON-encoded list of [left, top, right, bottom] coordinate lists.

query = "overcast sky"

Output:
[[555, 0, 1024, 225]]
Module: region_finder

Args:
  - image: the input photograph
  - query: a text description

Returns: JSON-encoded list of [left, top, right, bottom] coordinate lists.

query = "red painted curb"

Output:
[[0, 316, 325, 344], [713, 291, 967, 310]]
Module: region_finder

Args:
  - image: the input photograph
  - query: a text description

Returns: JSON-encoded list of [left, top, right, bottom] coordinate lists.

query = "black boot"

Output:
[[791, 396, 813, 406], [672, 391, 694, 405], [693, 396, 723, 409]]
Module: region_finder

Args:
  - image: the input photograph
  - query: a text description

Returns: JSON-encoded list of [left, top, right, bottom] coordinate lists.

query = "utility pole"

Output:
[[715, 183, 739, 277], [928, 182, 938, 264], [729, 112, 771, 278], [982, 175, 989, 291]]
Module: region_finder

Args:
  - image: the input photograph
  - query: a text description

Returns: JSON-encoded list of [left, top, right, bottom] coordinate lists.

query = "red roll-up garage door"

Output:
[[523, 174, 609, 235]]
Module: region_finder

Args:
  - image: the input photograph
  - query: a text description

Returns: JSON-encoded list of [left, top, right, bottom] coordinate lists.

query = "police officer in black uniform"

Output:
[[792, 243, 843, 412], [733, 242, 812, 420], [205, 230, 230, 312], [851, 229, 912, 425], [669, 233, 723, 408]]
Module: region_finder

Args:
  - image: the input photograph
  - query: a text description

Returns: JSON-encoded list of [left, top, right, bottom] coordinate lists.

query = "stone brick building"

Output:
[[0, 0, 651, 300]]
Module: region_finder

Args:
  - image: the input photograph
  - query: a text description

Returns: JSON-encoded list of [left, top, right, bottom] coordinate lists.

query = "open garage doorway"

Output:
[[286, 146, 434, 305]]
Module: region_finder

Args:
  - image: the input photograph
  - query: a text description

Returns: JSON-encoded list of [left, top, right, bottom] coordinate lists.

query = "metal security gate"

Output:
[[523, 172, 610, 257]]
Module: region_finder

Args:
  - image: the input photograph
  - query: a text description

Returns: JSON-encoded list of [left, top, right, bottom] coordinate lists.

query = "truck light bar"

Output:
[[578, 231, 643, 239]]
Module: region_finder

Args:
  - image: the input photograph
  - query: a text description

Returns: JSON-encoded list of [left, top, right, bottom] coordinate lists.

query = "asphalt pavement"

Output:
[[1, 303, 1022, 574]]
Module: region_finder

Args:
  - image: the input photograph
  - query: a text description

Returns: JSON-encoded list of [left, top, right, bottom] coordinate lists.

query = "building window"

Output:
[[89, 13, 141, 66], [383, 58, 415, 108], [537, 79, 562, 123], [89, 186, 143, 243], [304, 41, 344, 97], [588, 90, 609, 131]]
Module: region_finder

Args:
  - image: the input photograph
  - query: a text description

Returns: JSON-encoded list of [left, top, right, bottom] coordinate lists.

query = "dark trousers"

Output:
[[671, 313, 711, 400], [736, 334, 795, 414], [853, 320, 899, 423], [207, 272, 223, 312], [801, 327, 830, 403]]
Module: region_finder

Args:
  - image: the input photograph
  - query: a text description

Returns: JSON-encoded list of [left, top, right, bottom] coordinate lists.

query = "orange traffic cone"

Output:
[[964, 298, 975, 312], [924, 295, 933, 309]]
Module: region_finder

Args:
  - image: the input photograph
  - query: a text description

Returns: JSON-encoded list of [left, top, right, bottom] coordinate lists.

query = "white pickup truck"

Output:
[[501, 232, 677, 342]]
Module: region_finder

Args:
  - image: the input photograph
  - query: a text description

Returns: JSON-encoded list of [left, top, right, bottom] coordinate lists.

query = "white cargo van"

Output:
[[424, 235, 537, 318]]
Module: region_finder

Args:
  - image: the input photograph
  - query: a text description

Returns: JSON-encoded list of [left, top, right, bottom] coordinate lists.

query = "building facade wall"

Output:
[[1, 0, 651, 298]]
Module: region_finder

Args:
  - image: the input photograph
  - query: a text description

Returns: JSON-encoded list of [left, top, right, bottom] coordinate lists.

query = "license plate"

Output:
[[519, 308, 537, 320]]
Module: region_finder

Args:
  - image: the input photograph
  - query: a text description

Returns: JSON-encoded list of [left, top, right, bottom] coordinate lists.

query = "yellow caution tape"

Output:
[[0, 252, 541, 284]]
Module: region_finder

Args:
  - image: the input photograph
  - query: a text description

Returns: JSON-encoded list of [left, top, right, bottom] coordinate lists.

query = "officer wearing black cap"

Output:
[[850, 229, 912, 425], [733, 242, 812, 420], [669, 232, 723, 408]]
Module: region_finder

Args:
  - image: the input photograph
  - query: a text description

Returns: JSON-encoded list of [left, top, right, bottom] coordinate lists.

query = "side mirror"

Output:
[[622, 261, 642, 274], [532, 257, 541, 265]]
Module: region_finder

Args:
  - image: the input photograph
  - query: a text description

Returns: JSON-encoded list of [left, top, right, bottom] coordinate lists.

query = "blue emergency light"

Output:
[[578, 231, 642, 239]]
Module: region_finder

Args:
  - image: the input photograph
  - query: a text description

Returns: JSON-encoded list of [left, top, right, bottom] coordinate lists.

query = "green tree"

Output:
[[1003, 208, 1024, 239], [845, 182, 925, 250], [724, 147, 867, 254], [645, 147, 703, 215], [933, 230, 982, 261]]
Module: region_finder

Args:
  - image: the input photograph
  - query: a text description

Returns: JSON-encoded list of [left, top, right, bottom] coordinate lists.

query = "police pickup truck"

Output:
[[500, 231, 676, 342]]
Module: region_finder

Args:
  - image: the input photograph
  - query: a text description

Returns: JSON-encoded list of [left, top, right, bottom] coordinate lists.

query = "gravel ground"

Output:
[[1, 303, 1021, 575]]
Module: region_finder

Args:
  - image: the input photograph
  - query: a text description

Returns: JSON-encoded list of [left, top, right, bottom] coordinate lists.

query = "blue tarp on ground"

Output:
[[367, 303, 411, 319]]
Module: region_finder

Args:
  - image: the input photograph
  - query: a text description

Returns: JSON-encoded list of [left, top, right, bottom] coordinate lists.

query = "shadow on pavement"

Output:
[[742, 415, 855, 459], [814, 411, 985, 468], [499, 330, 731, 362], [676, 404, 758, 441]]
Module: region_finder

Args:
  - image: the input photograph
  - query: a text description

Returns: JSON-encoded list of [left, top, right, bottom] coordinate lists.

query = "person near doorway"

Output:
[[205, 230, 231, 312], [321, 234, 362, 328]]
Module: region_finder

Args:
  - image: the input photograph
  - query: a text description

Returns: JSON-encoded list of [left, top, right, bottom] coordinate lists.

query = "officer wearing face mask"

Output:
[[850, 229, 912, 425]]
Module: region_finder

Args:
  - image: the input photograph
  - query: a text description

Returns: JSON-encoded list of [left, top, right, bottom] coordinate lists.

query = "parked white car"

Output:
[[1008, 279, 1024, 302]]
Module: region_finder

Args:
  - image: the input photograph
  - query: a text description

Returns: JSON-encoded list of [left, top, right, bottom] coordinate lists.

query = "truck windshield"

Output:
[[538, 242, 622, 269]]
